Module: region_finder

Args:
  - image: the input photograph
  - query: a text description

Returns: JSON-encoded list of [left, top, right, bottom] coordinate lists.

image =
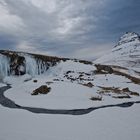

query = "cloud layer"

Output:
[[0, 0, 140, 59]]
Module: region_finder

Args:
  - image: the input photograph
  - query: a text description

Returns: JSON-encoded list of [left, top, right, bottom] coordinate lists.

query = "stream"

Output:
[[0, 85, 140, 115]]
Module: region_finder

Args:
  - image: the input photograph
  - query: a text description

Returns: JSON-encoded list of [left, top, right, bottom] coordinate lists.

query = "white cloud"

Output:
[[0, 0, 121, 59], [0, 2, 25, 35], [24, 0, 57, 13]]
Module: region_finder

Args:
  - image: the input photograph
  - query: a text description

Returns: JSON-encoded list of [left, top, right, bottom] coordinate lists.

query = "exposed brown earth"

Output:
[[32, 85, 51, 95], [82, 82, 94, 88], [95, 64, 140, 84], [112, 95, 131, 99], [90, 96, 102, 101], [98, 86, 139, 98]]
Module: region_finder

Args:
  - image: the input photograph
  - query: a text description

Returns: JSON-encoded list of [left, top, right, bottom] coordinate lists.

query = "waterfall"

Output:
[[0, 54, 10, 80], [36, 59, 49, 75], [25, 55, 50, 76], [0, 53, 55, 79], [24, 56, 38, 77]]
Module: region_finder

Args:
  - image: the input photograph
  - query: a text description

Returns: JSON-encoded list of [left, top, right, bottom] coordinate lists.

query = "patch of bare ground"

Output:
[[32, 85, 51, 95], [53, 79, 60, 81], [64, 71, 94, 83], [90, 96, 102, 101], [111, 65, 128, 70], [94, 64, 140, 84], [82, 82, 94, 88], [112, 95, 131, 99], [94, 64, 114, 74], [46, 82, 53, 85], [78, 60, 93, 65], [113, 70, 140, 84], [98, 86, 139, 99]]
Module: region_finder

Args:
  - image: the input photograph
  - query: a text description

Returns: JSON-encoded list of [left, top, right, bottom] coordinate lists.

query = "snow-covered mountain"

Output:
[[95, 32, 140, 69]]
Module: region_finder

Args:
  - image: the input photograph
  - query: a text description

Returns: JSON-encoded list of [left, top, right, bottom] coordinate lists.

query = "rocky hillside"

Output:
[[0, 50, 92, 79], [95, 32, 140, 70], [0, 50, 69, 76]]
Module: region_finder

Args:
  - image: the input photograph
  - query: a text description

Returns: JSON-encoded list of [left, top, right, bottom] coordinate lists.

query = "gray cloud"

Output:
[[0, 0, 140, 59]]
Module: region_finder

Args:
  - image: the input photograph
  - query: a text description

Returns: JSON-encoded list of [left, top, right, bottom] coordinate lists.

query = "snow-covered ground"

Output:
[[0, 103, 140, 140], [2, 60, 140, 110], [0, 66, 140, 140]]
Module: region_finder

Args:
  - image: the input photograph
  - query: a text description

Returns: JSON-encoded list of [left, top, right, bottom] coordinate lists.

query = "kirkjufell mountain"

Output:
[[95, 32, 140, 69]]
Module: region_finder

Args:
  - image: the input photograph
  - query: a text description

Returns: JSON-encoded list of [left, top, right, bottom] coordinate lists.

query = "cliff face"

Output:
[[0, 50, 92, 79], [0, 50, 69, 78]]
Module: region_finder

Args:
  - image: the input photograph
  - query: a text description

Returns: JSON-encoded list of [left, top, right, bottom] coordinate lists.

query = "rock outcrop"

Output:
[[32, 85, 51, 95]]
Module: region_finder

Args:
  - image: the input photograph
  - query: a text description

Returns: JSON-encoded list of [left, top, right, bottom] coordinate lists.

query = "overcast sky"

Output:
[[0, 0, 140, 59]]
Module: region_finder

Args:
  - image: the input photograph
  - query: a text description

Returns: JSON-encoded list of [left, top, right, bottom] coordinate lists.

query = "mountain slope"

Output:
[[95, 32, 140, 69]]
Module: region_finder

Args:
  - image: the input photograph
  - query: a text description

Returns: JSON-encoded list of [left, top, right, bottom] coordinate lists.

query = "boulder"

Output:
[[32, 85, 51, 95]]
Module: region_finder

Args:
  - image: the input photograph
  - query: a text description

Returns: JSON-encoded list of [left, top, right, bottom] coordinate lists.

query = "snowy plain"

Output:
[[0, 104, 140, 140]]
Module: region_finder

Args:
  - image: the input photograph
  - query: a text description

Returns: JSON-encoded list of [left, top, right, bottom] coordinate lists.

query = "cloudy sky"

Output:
[[0, 0, 140, 59]]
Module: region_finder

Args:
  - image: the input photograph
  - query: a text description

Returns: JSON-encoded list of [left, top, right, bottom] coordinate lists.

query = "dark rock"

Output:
[[78, 60, 93, 65], [46, 82, 53, 85], [32, 85, 51, 95], [53, 79, 60, 81], [95, 64, 113, 74], [122, 87, 130, 92], [33, 80, 38, 83], [113, 95, 131, 99], [66, 71, 74, 74], [90, 96, 102, 101], [10, 55, 26, 75], [83, 82, 94, 88]]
